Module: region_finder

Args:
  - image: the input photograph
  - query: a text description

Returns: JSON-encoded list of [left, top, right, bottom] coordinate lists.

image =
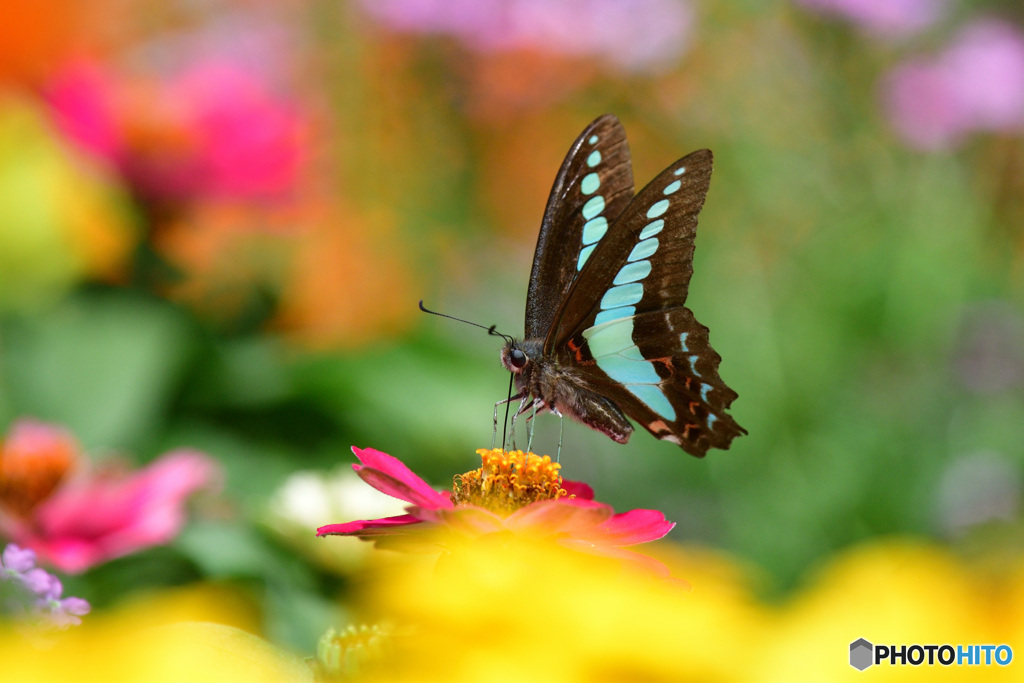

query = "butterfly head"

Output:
[[500, 341, 529, 375], [500, 338, 543, 376]]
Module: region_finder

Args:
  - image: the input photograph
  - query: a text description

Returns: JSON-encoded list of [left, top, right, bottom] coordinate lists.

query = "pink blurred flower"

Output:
[[136, 61, 307, 201], [794, 0, 944, 38], [883, 20, 1024, 149], [359, 0, 694, 72], [317, 447, 677, 576], [43, 59, 125, 164], [0, 419, 219, 573], [44, 58, 308, 202]]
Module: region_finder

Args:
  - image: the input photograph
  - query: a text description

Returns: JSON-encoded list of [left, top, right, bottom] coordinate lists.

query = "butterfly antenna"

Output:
[[418, 301, 514, 345]]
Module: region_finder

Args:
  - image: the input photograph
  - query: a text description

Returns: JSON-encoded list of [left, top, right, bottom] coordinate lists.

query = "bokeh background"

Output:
[[2, 0, 1024, 663]]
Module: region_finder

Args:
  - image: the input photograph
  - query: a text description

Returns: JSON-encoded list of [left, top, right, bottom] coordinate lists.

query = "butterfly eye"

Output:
[[509, 349, 527, 369]]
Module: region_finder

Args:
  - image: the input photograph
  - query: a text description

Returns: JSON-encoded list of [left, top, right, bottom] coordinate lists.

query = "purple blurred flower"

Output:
[[883, 20, 1024, 150], [1, 544, 36, 574], [795, 0, 944, 38], [35, 574, 92, 628], [1, 543, 90, 627], [360, 0, 694, 72]]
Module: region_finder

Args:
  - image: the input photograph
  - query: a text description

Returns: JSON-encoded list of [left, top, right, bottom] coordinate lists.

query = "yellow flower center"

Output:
[[451, 449, 570, 516]]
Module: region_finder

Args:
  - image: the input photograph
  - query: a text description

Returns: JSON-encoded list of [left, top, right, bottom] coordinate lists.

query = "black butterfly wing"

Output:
[[548, 149, 745, 457], [525, 115, 634, 340]]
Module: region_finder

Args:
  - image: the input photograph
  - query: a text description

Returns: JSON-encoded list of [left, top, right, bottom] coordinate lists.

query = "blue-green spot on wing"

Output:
[[525, 115, 635, 340]]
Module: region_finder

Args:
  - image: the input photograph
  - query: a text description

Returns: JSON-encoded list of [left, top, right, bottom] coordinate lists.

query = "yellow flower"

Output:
[[354, 535, 762, 682], [341, 536, 1024, 681], [763, 539, 1015, 681], [0, 585, 309, 682]]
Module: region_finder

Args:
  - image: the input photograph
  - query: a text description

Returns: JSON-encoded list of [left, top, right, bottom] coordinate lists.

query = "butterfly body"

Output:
[[501, 338, 633, 443], [504, 114, 745, 458]]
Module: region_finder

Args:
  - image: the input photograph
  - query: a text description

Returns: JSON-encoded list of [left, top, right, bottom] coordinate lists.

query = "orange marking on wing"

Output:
[[682, 423, 701, 440], [567, 338, 585, 363], [648, 419, 670, 434]]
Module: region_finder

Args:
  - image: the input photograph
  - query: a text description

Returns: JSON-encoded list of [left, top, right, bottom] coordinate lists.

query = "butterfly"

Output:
[[499, 114, 745, 457]]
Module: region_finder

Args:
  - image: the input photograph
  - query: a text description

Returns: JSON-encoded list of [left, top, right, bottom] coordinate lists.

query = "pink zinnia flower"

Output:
[[883, 19, 1024, 149], [0, 419, 219, 573], [317, 447, 677, 577]]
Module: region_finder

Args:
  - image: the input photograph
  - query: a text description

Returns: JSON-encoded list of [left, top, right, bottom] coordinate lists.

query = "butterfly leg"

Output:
[[526, 400, 538, 453], [510, 396, 544, 450], [493, 391, 526, 448], [554, 413, 564, 462], [508, 395, 532, 449]]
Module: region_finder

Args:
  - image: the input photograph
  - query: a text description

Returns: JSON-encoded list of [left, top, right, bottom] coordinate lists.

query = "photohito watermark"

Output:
[[850, 638, 1012, 671]]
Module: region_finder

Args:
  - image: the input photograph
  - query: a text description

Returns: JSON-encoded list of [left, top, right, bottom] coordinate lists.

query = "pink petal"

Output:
[[317, 513, 423, 537], [561, 479, 594, 500], [351, 447, 452, 510], [42, 59, 126, 165], [579, 508, 676, 546], [28, 450, 219, 573], [504, 498, 613, 537]]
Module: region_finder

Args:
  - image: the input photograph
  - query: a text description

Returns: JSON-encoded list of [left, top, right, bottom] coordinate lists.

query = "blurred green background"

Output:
[[1, 0, 1023, 652]]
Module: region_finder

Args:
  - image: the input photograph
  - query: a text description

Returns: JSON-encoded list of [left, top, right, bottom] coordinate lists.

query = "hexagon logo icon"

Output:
[[850, 638, 873, 671]]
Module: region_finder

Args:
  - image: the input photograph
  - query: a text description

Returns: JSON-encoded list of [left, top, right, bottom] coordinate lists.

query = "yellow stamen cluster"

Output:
[[451, 448, 570, 516]]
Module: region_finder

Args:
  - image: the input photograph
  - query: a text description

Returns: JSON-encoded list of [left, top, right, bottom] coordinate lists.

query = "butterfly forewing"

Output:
[[545, 147, 744, 457], [548, 149, 712, 345], [525, 115, 634, 339]]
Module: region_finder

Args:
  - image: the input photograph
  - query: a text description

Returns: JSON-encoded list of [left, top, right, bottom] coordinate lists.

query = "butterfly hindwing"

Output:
[[544, 147, 744, 456], [563, 307, 745, 456], [525, 115, 634, 339]]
